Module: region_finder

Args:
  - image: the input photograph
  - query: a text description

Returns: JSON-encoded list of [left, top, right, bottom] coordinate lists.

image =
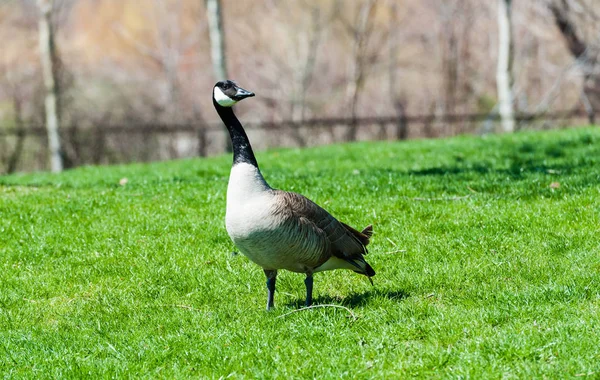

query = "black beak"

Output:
[[233, 86, 255, 100]]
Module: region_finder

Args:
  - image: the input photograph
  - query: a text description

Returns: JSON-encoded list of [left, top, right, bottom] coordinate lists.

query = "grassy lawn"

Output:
[[1, 127, 599, 378]]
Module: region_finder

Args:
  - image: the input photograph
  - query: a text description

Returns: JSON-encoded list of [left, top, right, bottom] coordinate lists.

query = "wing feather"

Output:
[[272, 190, 370, 263]]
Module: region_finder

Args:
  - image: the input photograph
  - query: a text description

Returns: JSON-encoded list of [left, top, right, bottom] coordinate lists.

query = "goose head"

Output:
[[213, 80, 255, 107]]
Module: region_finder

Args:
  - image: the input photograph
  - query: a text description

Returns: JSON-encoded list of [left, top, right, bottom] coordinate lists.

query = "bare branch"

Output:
[[111, 23, 162, 64]]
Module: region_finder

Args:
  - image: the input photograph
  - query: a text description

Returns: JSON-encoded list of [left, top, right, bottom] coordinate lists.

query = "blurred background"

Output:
[[0, 0, 598, 173]]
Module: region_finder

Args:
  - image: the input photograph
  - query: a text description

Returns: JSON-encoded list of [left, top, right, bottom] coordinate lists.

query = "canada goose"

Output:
[[213, 80, 375, 310]]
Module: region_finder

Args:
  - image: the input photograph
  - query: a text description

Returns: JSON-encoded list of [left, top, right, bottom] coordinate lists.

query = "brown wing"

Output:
[[273, 190, 370, 262]]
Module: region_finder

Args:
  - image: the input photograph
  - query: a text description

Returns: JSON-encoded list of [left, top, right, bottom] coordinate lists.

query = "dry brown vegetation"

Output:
[[0, 0, 598, 172]]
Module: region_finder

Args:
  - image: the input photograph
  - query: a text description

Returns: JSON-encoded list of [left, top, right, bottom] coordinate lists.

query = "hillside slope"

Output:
[[1, 127, 599, 378]]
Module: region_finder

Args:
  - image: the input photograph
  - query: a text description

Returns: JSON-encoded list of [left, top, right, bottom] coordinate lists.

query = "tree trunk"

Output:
[[442, 26, 458, 118], [549, 0, 599, 125], [205, 0, 231, 152], [38, 0, 63, 172], [496, 0, 515, 133], [206, 0, 228, 81], [296, 6, 322, 124], [388, 1, 408, 140], [6, 96, 26, 174], [155, 0, 182, 122], [345, 0, 378, 142]]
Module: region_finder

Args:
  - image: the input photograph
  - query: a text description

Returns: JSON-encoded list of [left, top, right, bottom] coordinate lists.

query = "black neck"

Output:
[[213, 99, 259, 168]]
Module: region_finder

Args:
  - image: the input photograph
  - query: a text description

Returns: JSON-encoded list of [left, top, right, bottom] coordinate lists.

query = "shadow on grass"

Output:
[[404, 137, 599, 178], [285, 288, 409, 309], [406, 160, 587, 178]]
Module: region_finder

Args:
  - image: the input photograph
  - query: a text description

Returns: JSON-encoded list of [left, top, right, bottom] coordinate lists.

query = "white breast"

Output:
[[225, 163, 273, 239]]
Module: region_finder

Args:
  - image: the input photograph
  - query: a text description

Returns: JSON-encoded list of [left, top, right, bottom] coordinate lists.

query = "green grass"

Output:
[[1, 127, 600, 378]]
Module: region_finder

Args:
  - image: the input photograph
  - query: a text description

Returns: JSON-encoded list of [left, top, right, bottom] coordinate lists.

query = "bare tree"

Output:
[[340, 0, 379, 141], [439, 2, 460, 118], [497, 0, 515, 132], [205, 0, 230, 151], [37, 0, 63, 172], [205, 0, 228, 80], [1, 70, 27, 174], [291, 4, 324, 125], [387, 0, 408, 139], [112, 0, 201, 122], [548, 0, 600, 124]]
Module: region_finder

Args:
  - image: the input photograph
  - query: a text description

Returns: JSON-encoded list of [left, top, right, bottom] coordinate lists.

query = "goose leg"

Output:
[[304, 274, 314, 307], [264, 269, 277, 310]]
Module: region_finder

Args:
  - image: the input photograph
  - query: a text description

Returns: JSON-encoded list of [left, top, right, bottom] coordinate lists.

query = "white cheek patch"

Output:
[[214, 87, 237, 107]]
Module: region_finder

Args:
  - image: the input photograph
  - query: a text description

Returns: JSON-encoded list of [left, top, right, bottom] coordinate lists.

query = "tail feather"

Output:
[[341, 222, 373, 246], [335, 223, 375, 282], [361, 224, 373, 238]]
